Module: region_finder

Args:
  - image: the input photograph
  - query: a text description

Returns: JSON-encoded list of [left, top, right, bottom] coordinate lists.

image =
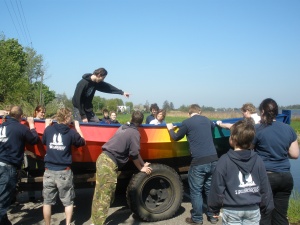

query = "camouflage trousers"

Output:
[[91, 153, 118, 225]]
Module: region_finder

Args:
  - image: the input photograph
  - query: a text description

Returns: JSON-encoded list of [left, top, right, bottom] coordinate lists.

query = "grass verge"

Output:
[[288, 190, 300, 224]]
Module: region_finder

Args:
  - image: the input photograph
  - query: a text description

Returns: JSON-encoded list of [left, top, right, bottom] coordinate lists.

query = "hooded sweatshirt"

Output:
[[72, 73, 124, 120], [208, 149, 274, 214], [102, 123, 140, 169], [0, 118, 38, 168], [42, 123, 85, 170]]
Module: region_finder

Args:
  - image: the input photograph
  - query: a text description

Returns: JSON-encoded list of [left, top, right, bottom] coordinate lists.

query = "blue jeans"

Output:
[[223, 208, 260, 225], [260, 172, 293, 225], [0, 165, 17, 222], [188, 161, 217, 223]]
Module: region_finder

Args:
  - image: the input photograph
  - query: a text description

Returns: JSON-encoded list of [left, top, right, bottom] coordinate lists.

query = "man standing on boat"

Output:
[[167, 104, 219, 225], [72, 68, 130, 123]]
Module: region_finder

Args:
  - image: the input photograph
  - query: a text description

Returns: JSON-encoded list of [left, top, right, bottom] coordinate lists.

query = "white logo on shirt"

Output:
[[238, 171, 256, 187], [49, 133, 66, 151], [235, 171, 259, 195], [0, 126, 8, 142]]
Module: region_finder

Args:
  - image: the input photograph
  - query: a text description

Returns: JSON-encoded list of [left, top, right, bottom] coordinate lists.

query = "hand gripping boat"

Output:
[[0, 110, 291, 221]]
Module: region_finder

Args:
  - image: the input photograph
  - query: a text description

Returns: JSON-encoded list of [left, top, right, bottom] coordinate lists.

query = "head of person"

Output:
[[103, 109, 109, 118], [131, 110, 144, 127], [258, 98, 278, 125], [110, 111, 117, 121], [9, 106, 23, 121], [34, 105, 46, 119], [149, 103, 159, 116], [188, 104, 201, 116], [93, 68, 107, 83], [229, 118, 255, 149], [156, 109, 166, 122], [240, 103, 256, 118], [55, 107, 73, 125]]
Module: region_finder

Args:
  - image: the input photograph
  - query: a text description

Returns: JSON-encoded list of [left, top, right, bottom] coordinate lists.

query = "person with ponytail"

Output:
[[253, 98, 299, 225]]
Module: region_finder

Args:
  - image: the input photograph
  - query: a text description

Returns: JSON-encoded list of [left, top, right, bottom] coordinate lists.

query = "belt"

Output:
[[45, 167, 71, 171]]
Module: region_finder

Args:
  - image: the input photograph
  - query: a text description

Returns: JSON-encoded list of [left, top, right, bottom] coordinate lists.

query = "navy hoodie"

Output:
[[0, 118, 38, 168], [208, 149, 274, 214], [42, 123, 85, 170], [72, 73, 124, 120]]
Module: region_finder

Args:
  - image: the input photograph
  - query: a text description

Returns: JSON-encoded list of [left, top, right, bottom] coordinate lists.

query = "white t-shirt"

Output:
[[251, 113, 261, 124], [149, 119, 166, 125]]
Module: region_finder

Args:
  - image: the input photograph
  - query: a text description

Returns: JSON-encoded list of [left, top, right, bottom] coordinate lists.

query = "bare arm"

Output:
[[27, 117, 35, 129], [216, 121, 233, 129], [74, 120, 84, 138], [288, 140, 299, 159], [133, 156, 152, 174], [45, 118, 53, 128]]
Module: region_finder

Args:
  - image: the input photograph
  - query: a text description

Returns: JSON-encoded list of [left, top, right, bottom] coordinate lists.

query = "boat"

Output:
[[0, 110, 292, 222]]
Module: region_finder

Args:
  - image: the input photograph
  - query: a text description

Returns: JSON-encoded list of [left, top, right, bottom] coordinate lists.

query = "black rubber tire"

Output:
[[126, 163, 183, 222]]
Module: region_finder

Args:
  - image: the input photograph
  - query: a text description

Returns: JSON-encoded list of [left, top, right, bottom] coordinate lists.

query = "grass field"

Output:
[[113, 111, 300, 143]]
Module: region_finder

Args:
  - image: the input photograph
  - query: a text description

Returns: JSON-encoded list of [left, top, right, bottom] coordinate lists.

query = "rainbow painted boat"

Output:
[[0, 111, 292, 221], [22, 110, 291, 174]]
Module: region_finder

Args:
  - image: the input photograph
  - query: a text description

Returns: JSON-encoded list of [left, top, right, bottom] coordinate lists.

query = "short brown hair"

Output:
[[241, 103, 256, 114], [93, 68, 107, 77], [188, 104, 201, 115], [230, 118, 255, 149], [9, 106, 23, 120], [156, 109, 166, 119], [131, 111, 144, 126]]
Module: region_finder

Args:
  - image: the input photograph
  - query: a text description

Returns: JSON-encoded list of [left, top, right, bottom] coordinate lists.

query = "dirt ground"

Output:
[[8, 178, 222, 225]]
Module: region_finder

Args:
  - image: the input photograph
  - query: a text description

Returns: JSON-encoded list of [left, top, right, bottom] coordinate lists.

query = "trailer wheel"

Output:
[[126, 163, 183, 222]]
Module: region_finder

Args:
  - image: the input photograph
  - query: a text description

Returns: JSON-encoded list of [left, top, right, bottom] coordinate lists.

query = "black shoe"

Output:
[[208, 217, 218, 224], [0, 214, 12, 225], [185, 217, 203, 225]]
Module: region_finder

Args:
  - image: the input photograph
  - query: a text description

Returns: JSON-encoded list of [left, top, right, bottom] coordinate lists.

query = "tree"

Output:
[[92, 96, 105, 112], [178, 104, 189, 112], [144, 100, 150, 112], [30, 82, 55, 106], [125, 101, 133, 113], [162, 100, 171, 111], [170, 102, 175, 110], [46, 93, 72, 117], [0, 37, 28, 104], [105, 98, 124, 112], [24, 47, 43, 83]]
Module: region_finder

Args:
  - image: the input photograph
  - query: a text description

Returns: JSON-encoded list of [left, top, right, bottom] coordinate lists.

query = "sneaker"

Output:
[[208, 217, 219, 224], [185, 217, 203, 225]]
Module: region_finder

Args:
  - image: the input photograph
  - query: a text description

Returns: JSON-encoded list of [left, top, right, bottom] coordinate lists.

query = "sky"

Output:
[[1, 0, 300, 109]]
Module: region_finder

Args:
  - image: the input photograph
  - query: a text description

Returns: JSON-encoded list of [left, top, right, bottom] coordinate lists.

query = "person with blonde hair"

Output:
[[216, 102, 260, 129], [42, 107, 85, 225]]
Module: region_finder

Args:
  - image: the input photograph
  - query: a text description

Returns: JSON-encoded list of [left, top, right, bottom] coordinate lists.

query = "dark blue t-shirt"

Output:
[[253, 121, 297, 172]]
